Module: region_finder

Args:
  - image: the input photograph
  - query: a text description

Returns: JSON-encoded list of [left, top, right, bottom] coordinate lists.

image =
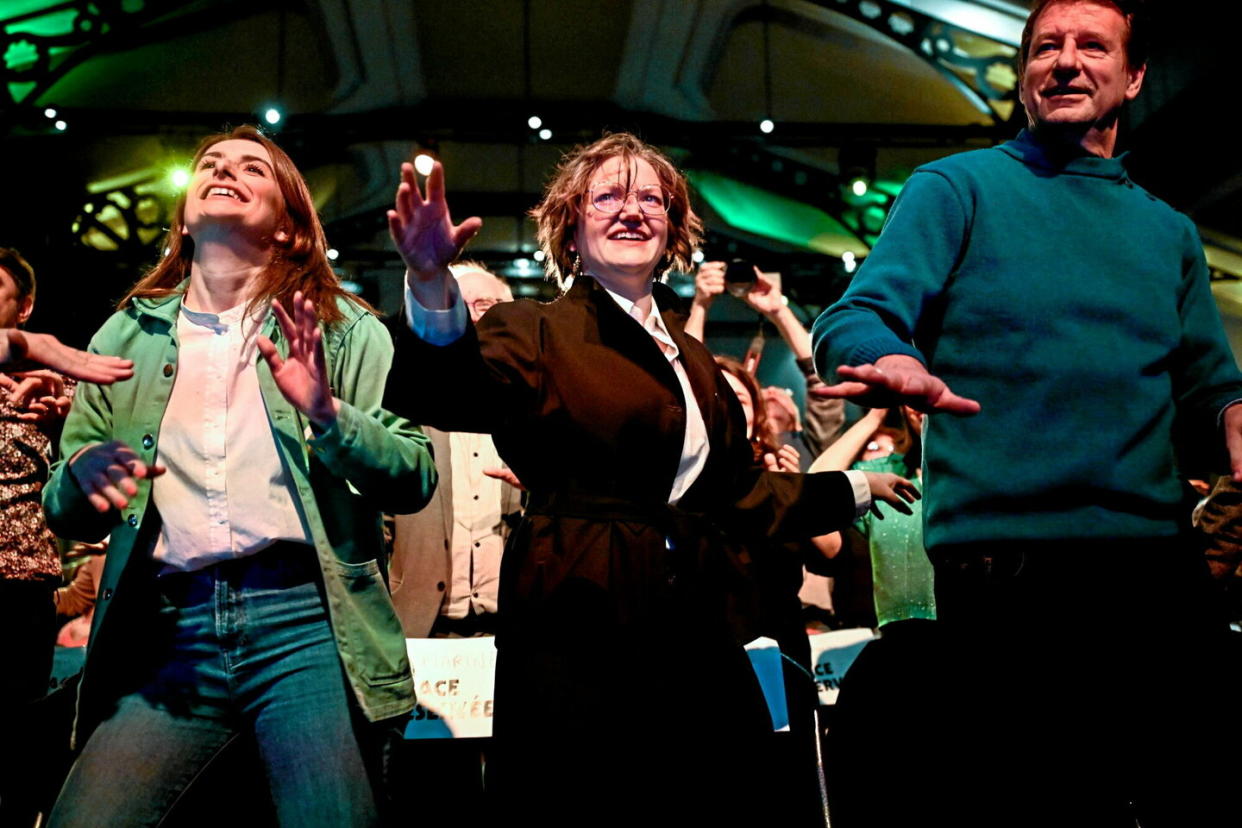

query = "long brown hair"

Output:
[[715, 355, 779, 463], [121, 125, 370, 325], [530, 132, 703, 288]]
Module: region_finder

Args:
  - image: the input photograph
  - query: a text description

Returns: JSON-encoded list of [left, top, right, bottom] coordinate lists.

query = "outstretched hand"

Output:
[[862, 471, 920, 519], [256, 292, 339, 428], [387, 160, 482, 306], [822, 354, 980, 415], [2, 329, 132, 384], [70, 440, 165, 513]]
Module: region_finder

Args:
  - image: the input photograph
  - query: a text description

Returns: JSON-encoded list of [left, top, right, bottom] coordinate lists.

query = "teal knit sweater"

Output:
[[813, 130, 1242, 550]]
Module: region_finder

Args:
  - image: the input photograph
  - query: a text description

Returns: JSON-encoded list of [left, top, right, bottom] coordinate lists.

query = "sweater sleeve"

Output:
[[811, 169, 970, 380], [1170, 217, 1242, 473], [305, 312, 437, 516]]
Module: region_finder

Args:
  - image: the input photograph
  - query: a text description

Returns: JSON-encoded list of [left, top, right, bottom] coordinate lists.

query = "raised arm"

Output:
[[684, 260, 725, 342], [388, 160, 481, 321]]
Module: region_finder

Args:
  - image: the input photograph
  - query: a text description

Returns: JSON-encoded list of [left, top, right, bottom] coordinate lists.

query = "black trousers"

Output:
[[926, 537, 1236, 828]]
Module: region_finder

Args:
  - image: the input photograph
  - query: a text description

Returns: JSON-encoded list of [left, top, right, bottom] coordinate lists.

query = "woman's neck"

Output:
[[185, 235, 271, 313]]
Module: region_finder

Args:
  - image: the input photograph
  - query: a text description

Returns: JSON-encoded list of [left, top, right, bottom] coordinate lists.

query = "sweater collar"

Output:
[[999, 129, 1130, 181]]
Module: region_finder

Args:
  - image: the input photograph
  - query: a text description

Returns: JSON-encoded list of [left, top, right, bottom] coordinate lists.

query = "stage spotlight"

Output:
[[850, 178, 868, 197], [264, 107, 282, 125], [691, 250, 705, 264], [44, 107, 56, 119], [528, 115, 542, 130], [538, 128, 552, 141], [413, 153, 436, 176], [759, 119, 775, 134], [170, 168, 190, 189], [54, 120, 67, 131], [327, 248, 340, 261], [842, 251, 857, 274], [533, 250, 546, 262]]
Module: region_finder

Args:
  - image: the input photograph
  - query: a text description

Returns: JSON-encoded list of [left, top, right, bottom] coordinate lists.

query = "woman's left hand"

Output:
[[257, 292, 340, 428], [862, 471, 920, 519]]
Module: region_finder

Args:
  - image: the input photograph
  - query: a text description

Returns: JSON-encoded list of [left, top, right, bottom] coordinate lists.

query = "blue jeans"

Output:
[[49, 545, 384, 827]]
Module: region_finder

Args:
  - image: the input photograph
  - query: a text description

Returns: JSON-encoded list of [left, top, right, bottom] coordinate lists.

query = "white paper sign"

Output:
[[808, 628, 876, 705], [402, 636, 498, 739]]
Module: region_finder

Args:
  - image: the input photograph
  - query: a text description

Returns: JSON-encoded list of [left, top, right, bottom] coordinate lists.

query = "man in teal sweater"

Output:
[[814, 2, 1240, 825]]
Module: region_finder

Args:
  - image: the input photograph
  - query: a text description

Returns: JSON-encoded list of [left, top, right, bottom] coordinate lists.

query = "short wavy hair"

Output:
[[530, 132, 703, 288]]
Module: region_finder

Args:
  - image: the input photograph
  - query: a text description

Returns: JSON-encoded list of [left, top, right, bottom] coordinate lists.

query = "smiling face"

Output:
[[182, 138, 287, 242], [1019, 0, 1144, 153], [572, 156, 669, 291]]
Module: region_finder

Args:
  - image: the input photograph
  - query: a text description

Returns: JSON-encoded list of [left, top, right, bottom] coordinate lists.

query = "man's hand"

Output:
[[0, 370, 71, 422], [2, 329, 132, 384], [823, 354, 980, 415], [1224, 404, 1242, 482], [257, 292, 340, 429], [862, 471, 921, 519], [70, 440, 166, 513]]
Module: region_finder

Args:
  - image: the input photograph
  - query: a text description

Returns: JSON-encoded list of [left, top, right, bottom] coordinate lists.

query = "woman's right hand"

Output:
[[862, 471, 919, 519], [387, 160, 483, 307], [69, 440, 165, 513]]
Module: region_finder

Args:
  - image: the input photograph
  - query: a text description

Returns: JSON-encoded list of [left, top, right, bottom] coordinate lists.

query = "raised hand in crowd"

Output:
[[0, 328, 132, 383], [824, 353, 980, 415], [763, 442, 801, 473], [257, 291, 339, 428], [69, 440, 165, 513], [0, 369, 71, 422], [387, 160, 482, 308]]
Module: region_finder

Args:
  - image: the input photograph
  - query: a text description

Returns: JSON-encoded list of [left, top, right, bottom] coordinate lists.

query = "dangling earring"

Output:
[[571, 253, 583, 278]]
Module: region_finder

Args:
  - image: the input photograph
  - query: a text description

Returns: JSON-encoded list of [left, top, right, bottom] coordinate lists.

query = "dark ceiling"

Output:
[[2, 0, 1238, 346]]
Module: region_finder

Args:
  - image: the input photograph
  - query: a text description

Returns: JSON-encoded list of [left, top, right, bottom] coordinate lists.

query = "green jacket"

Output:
[[43, 289, 435, 737]]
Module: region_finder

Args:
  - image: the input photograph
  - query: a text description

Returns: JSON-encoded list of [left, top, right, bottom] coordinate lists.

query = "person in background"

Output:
[[386, 262, 522, 822], [389, 263, 522, 640], [43, 125, 434, 827], [808, 406, 939, 822], [687, 260, 845, 464], [0, 247, 91, 826]]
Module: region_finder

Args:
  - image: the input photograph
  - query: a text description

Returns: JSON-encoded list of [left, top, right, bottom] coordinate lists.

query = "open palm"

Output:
[[387, 161, 482, 279]]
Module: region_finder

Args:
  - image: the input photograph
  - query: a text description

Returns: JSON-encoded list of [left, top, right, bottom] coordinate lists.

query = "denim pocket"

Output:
[[332, 559, 411, 685]]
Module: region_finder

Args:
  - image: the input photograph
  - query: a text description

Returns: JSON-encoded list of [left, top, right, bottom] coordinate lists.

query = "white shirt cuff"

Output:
[[404, 280, 468, 346], [844, 469, 872, 519]]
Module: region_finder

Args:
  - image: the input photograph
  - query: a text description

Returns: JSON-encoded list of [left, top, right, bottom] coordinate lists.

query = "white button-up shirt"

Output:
[[151, 302, 311, 572]]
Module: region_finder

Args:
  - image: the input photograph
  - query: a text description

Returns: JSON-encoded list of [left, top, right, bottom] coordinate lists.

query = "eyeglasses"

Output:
[[588, 183, 670, 216]]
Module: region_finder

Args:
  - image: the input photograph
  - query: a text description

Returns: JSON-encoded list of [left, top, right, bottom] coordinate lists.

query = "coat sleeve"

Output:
[[304, 312, 437, 515], [383, 300, 542, 434]]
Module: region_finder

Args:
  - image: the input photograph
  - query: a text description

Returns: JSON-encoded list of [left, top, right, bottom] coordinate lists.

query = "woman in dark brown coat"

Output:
[[381, 133, 915, 823]]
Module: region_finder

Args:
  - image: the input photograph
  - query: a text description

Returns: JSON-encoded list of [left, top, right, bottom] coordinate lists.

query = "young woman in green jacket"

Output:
[[43, 126, 435, 827]]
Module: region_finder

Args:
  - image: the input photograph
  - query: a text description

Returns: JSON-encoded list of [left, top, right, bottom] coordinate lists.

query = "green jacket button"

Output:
[[142, 434, 155, 449], [163, 363, 174, 377], [127, 514, 138, 527]]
